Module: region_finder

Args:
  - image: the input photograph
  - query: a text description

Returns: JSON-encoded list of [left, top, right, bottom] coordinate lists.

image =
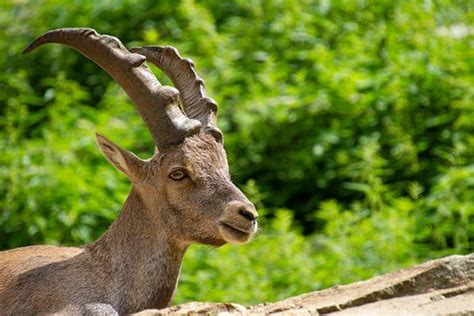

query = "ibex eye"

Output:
[[169, 170, 186, 181]]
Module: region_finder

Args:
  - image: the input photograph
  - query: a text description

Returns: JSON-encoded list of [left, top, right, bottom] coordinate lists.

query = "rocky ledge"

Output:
[[136, 254, 474, 315]]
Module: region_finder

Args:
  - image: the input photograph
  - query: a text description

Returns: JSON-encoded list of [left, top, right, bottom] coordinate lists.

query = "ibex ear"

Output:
[[96, 133, 145, 180]]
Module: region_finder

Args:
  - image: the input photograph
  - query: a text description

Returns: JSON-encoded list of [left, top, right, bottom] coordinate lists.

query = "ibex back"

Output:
[[0, 28, 258, 315]]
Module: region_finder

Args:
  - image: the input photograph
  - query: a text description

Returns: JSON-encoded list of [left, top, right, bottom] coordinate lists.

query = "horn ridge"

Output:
[[130, 45, 218, 127]]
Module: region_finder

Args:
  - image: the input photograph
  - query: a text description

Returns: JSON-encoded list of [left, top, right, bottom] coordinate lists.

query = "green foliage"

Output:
[[1, 0, 473, 304]]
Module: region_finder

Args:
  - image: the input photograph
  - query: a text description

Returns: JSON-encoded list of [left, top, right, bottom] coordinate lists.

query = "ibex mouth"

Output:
[[218, 221, 255, 244], [221, 222, 251, 234]]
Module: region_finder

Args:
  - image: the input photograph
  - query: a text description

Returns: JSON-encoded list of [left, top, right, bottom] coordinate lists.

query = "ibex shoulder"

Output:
[[0, 245, 83, 284]]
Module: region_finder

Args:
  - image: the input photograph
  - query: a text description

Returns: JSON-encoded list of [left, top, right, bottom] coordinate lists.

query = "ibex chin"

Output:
[[0, 28, 258, 315]]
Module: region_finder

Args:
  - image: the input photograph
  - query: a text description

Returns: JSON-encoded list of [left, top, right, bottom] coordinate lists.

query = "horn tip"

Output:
[[22, 42, 36, 54], [95, 132, 106, 141]]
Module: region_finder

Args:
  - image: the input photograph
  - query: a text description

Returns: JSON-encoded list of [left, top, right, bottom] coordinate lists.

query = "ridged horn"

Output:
[[23, 28, 201, 149], [130, 46, 218, 128]]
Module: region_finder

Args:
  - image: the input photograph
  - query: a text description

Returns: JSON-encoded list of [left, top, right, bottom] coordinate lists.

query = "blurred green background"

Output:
[[1, 0, 473, 305]]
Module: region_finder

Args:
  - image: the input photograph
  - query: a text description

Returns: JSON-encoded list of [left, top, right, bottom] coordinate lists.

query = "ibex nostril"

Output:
[[239, 208, 257, 222]]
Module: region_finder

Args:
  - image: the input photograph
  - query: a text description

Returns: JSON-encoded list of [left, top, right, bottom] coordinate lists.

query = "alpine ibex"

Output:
[[0, 28, 258, 315]]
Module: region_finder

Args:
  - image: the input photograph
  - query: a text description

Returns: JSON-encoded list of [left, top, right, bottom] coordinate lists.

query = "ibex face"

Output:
[[153, 133, 258, 245], [24, 28, 258, 247]]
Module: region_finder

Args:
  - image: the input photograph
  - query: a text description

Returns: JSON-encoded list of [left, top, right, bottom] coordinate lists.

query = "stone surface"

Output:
[[134, 254, 474, 315]]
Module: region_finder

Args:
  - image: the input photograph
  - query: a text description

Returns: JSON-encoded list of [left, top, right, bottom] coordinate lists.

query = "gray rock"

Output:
[[134, 254, 474, 315]]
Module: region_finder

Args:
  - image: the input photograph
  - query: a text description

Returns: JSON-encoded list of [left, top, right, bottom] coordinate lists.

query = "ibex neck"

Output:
[[87, 188, 187, 313]]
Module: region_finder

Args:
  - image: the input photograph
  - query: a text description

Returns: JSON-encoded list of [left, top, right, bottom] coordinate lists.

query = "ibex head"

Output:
[[24, 28, 258, 246]]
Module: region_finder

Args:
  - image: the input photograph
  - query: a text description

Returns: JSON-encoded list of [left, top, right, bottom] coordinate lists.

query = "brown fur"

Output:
[[0, 131, 258, 314]]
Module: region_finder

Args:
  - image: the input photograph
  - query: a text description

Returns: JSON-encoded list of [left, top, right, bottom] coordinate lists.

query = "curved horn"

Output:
[[130, 46, 218, 128], [23, 28, 201, 149]]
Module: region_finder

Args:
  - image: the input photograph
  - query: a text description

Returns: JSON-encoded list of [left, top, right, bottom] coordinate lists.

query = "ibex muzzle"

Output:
[[220, 200, 258, 244], [0, 28, 258, 315]]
